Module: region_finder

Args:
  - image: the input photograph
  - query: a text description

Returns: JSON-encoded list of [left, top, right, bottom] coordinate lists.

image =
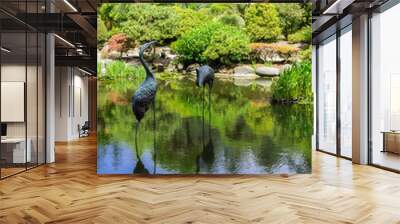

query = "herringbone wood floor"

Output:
[[1, 136, 400, 224]]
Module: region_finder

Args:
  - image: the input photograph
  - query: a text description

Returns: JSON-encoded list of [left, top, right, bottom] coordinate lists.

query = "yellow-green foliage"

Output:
[[173, 22, 250, 65], [288, 26, 312, 43], [244, 4, 282, 42], [275, 3, 304, 40]]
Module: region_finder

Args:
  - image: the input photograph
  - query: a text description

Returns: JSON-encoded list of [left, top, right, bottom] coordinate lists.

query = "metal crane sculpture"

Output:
[[196, 101, 215, 174], [196, 65, 215, 101], [132, 41, 157, 174], [195, 65, 215, 173], [132, 41, 158, 122]]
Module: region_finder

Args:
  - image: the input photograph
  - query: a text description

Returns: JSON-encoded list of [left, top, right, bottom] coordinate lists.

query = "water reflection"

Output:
[[97, 77, 312, 174]]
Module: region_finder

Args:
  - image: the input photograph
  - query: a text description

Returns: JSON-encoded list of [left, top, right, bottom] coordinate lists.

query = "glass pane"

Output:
[[340, 27, 352, 158], [318, 35, 337, 154], [27, 31, 38, 169], [371, 4, 400, 171], [1, 31, 27, 177], [38, 33, 45, 165]]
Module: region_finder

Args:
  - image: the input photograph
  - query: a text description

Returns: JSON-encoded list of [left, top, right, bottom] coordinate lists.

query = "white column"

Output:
[[352, 14, 369, 164], [46, 32, 55, 163]]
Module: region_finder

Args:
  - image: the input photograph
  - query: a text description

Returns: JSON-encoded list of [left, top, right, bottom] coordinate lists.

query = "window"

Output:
[[318, 35, 337, 154], [370, 3, 400, 171]]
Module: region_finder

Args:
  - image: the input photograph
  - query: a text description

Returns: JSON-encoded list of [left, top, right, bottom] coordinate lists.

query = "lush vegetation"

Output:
[[98, 3, 311, 63], [244, 4, 282, 42], [172, 22, 250, 65], [98, 3, 312, 104], [100, 60, 145, 80], [271, 61, 312, 103]]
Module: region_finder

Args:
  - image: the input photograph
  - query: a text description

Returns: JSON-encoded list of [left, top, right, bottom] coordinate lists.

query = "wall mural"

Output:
[[97, 3, 313, 174]]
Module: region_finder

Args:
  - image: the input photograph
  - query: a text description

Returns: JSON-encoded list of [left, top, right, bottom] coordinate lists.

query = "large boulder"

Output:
[[255, 66, 280, 77], [233, 65, 259, 79]]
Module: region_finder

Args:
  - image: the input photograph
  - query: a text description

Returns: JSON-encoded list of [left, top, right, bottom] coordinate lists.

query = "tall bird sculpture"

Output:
[[132, 41, 157, 174], [196, 65, 215, 96], [132, 41, 158, 122], [195, 65, 215, 173]]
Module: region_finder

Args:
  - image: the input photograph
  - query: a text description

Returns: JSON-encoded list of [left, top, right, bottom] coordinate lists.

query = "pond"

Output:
[[97, 75, 312, 174]]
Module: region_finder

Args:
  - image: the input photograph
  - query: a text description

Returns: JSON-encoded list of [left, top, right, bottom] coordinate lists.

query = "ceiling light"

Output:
[[54, 34, 75, 48], [63, 0, 78, 12], [1, 47, 11, 53]]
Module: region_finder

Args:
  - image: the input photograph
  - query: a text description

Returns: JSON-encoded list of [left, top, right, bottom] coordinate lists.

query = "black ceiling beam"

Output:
[[15, 13, 82, 32], [55, 55, 96, 72]]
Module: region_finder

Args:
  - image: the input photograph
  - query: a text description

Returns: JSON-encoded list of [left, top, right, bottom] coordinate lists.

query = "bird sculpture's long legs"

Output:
[[152, 100, 157, 174], [135, 122, 140, 160]]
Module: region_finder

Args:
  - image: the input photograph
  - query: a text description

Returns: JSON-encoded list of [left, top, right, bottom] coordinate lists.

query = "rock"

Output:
[[177, 63, 184, 71], [186, 63, 200, 74], [165, 63, 176, 72], [255, 66, 280, 77], [154, 63, 165, 72], [126, 48, 140, 58], [234, 65, 255, 75], [233, 65, 259, 79]]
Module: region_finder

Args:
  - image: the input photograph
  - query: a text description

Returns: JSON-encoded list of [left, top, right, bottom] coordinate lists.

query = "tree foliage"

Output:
[[107, 33, 132, 58], [121, 4, 180, 44], [172, 22, 250, 65], [244, 4, 282, 42], [288, 26, 311, 43], [276, 4, 304, 40]]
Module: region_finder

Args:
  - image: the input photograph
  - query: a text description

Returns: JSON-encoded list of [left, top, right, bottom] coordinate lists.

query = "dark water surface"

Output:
[[97, 76, 312, 174]]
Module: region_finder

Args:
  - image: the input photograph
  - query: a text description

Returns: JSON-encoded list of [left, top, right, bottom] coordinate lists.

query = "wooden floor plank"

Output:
[[0, 135, 400, 223]]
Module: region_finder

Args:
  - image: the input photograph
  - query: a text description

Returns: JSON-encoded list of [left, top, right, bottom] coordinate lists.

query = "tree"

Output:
[[244, 4, 282, 42], [121, 4, 180, 44], [97, 18, 109, 49], [276, 4, 304, 40], [107, 33, 132, 59], [98, 4, 115, 30], [300, 3, 312, 27]]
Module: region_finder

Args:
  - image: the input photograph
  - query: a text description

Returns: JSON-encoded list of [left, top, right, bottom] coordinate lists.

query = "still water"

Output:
[[97, 76, 312, 174]]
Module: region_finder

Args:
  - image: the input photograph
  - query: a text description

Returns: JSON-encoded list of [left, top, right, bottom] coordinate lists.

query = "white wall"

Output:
[[54, 66, 89, 141]]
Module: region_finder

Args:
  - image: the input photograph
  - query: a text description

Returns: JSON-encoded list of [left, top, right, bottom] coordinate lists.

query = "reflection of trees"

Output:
[[98, 76, 312, 174]]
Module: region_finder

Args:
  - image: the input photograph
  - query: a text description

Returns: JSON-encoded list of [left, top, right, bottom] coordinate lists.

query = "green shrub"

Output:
[[217, 13, 245, 28], [288, 26, 311, 43], [276, 3, 304, 40], [97, 18, 109, 49], [172, 22, 250, 65], [300, 46, 312, 61], [121, 4, 179, 44], [208, 3, 237, 16], [174, 7, 210, 36], [172, 22, 220, 65], [271, 61, 312, 103], [203, 26, 250, 64], [103, 60, 145, 80], [244, 4, 282, 42], [97, 62, 102, 76]]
